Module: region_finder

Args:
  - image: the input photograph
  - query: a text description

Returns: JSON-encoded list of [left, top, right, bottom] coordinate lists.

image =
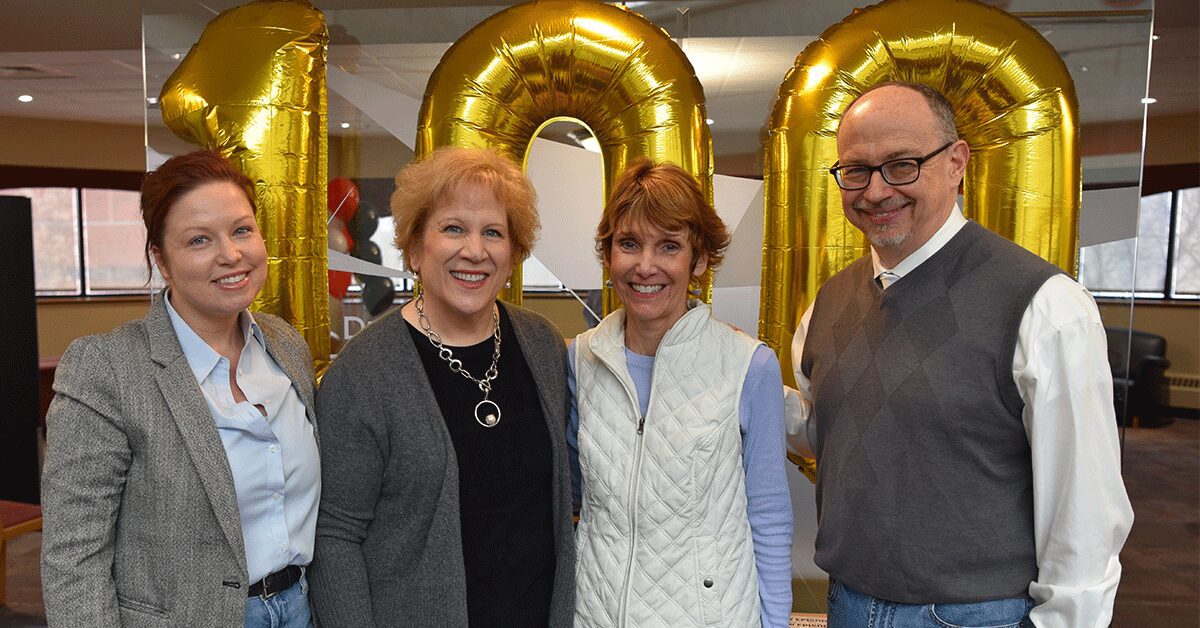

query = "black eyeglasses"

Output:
[[829, 141, 955, 190]]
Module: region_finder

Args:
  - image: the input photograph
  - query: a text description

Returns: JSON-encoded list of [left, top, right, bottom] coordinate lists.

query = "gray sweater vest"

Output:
[[802, 221, 1061, 603]]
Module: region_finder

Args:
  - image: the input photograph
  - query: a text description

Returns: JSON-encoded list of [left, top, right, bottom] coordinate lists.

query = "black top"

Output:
[[406, 304, 555, 627]]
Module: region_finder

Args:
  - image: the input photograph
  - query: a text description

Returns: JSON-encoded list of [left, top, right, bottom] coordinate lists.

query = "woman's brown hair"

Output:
[[596, 158, 730, 272], [140, 150, 256, 275]]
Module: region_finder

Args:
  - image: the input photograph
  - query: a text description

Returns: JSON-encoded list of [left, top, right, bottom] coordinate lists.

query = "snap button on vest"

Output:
[[703, 578, 713, 588]]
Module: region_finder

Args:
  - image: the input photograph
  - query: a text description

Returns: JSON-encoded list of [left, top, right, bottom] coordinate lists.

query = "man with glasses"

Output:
[[786, 82, 1132, 627]]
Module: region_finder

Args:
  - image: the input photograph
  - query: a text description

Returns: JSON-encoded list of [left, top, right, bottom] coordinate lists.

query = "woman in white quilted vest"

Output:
[[568, 158, 793, 627]]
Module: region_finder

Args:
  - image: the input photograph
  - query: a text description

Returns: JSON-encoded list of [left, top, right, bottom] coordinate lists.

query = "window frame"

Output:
[[1086, 185, 1200, 303]]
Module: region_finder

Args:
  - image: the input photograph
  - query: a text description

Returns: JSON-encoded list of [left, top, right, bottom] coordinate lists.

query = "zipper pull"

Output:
[[637, 417, 645, 435]]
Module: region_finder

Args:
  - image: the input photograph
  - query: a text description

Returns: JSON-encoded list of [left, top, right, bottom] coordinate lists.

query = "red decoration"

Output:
[[328, 177, 360, 221], [328, 270, 352, 299]]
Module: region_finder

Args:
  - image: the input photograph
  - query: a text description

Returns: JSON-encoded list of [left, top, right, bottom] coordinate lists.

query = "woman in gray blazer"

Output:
[[310, 147, 575, 627], [41, 150, 320, 627]]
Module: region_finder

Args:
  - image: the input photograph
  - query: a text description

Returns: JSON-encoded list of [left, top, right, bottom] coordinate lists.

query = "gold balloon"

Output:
[[417, 0, 712, 312], [762, 0, 1080, 387], [160, 0, 331, 373]]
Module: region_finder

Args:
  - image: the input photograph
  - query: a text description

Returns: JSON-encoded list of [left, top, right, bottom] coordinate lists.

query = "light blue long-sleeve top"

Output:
[[166, 295, 320, 583], [568, 341, 793, 628]]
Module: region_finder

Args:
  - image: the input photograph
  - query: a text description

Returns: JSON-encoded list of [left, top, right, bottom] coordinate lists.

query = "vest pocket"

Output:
[[693, 534, 722, 626]]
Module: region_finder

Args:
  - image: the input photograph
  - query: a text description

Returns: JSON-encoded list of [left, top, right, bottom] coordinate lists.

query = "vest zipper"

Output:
[[594, 340, 657, 627], [618, 412, 646, 626]]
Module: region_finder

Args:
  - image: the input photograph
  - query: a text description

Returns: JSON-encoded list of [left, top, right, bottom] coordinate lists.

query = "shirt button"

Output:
[[269, 445, 278, 453], [272, 492, 282, 501], [278, 543, 287, 551]]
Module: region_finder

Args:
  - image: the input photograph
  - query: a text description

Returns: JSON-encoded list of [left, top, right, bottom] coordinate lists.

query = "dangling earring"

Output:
[[505, 276, 512, 288], [604, 278, 613, 288]]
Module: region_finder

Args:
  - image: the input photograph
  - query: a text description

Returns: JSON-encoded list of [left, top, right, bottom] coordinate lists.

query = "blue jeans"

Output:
[[827, 578, 1033, 628], [244, 572, 313, 628]]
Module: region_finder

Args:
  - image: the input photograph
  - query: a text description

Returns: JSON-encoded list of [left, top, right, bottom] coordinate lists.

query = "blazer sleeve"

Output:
[[40, 335, 130, 628]]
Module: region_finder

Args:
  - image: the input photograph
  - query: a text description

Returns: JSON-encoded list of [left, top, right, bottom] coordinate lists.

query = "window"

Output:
[[1172, 188, 1200, 297], [82, 189, 154, 293], [2, 186, 156, 296], [2, 187, 81, 295], [1080, 186, 1199, 299]]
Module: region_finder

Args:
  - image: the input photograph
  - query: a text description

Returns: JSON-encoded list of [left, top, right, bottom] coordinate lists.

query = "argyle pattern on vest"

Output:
[[802, 221, 1061, 603], [574, 305, 762, 627]]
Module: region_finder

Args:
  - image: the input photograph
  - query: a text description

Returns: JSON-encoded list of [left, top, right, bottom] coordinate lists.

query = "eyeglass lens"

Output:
[[838, 160, 920, 187]]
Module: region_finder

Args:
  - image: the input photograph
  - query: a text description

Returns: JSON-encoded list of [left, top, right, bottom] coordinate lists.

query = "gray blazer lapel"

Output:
[[259, 317, 319, 443], [145, 297, 248, 571]]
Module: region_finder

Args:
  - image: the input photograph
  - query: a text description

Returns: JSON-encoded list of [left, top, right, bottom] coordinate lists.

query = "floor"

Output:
[[0, 529, 42, 627], [1111, 417, 1200, 627], [2, 419, 1197, 627]]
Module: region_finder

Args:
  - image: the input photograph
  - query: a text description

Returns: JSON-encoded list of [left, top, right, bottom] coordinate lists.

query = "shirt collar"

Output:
[[871, 204, 967, 281], [164, 291, 264, 382]]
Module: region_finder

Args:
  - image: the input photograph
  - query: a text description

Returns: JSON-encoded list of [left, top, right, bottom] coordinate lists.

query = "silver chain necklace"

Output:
[[415, 294, 503, 428]]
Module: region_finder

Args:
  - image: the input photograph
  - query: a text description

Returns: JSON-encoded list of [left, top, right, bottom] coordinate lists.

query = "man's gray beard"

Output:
[[867, 224, 908, 249], [854, 197, 910, 250]]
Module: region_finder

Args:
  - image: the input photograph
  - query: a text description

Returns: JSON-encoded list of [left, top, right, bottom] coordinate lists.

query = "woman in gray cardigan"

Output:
[[310, 147, 575, 627]]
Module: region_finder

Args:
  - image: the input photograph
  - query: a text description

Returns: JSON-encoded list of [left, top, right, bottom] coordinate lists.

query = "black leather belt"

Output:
[[248, 565, 303, 599]]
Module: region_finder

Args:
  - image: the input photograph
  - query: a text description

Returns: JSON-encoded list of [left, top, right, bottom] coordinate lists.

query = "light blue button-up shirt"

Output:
[[165, 296, 320, 583]]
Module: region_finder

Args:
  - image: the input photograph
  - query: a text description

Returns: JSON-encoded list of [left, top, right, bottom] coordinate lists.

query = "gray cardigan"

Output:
[[310, 302, 575, 627], [41, 295, 318, 627]]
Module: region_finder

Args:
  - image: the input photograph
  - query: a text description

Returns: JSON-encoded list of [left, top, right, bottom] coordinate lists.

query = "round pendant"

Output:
[[474, 399, 501, 428]]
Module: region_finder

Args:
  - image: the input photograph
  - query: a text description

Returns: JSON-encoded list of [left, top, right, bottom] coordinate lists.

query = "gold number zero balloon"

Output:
[[159, 0, 331, 373], [761, 0, 1080, 391], [417, 0, 712, 311]]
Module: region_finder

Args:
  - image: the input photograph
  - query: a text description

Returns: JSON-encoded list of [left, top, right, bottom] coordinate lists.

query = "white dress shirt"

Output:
[[166, 296, 321, 583], [786, 206, 1134, 628]]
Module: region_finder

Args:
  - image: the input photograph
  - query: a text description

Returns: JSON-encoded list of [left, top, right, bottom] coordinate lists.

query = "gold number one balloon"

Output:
[[761, 0, 1080, 478], [417, 0, 712, 311], [160, 0, 331, 373]]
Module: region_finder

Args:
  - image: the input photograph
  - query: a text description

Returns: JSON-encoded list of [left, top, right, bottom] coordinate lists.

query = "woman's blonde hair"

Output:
[[391, 146, 539, 268]]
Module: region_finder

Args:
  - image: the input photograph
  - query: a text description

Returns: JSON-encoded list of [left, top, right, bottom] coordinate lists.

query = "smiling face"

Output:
[[152, 181, 267, 332], [607, 216, 707, 337], [836, 85, 969, 267], [408, 179, 514, 331]]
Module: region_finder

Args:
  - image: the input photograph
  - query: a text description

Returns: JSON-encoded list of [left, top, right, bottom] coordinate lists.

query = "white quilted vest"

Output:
[[573, 304, 762, 628]]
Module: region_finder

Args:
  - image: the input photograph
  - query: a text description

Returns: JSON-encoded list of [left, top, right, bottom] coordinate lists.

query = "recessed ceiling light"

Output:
[[1080, 66, 1088, 72], [17, 94, 33, 103], [1141, 97, 1157, 104], [705, 118, 714, 125], [172, 52, 181, 60], [146, 96, 158, 105], [340, 122, 351, 129]]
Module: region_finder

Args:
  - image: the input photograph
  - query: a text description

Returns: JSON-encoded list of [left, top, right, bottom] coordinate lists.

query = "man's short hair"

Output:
[[849, 81, 959, 143]]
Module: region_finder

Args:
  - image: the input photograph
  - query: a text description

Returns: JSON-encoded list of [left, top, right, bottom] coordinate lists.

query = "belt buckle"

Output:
[[259, 576, 279, 601], [258, 570, 284, 600]]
